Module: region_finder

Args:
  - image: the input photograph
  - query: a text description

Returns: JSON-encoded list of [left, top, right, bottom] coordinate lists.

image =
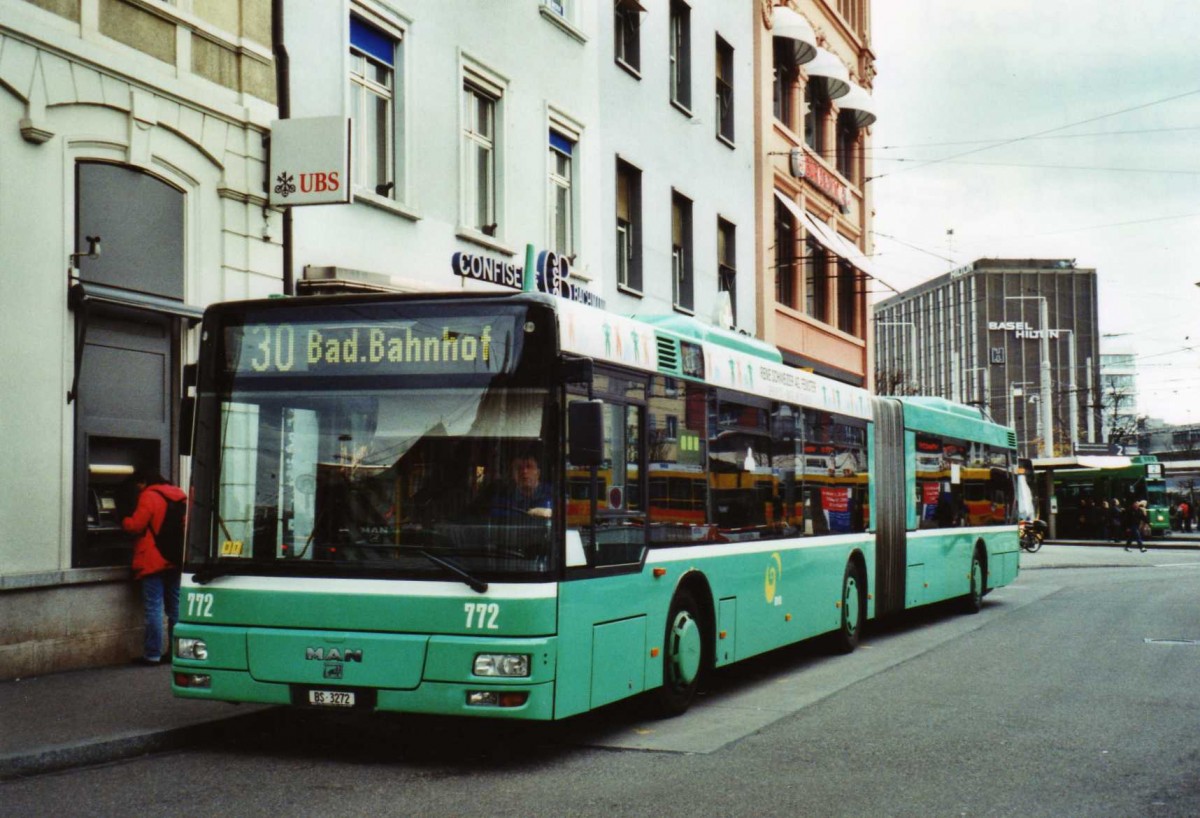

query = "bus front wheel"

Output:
[[652, 589, 705, 717]]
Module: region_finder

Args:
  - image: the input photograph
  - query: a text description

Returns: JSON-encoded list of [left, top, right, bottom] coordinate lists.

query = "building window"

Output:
[[462, 74, 501, 236], [805, 236, 828, 322], [836, 110, 859, 183], [715, 35, 734, 144], [672, 191, 694, 312], [616, 158, 643, 292], [804, 80, 830, 156], [717, 217, 736, 320], [837, 259, 857, 334], [669, 0, 691, 111], [349, 13, 401, 199], [836, 0, 866, 37], [773, 39, 798, 131], [548, 130, 575, 257], [614, 0, 641, 74], [775, 199, 796, 308]]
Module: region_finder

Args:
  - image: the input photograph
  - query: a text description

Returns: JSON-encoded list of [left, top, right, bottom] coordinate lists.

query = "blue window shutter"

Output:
[[350, 16, 394, 67], [549, 130, 574, 155]]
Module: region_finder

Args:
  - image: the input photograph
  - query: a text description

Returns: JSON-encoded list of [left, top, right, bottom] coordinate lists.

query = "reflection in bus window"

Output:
[[565, 395, 645, 567], [916, 435, 1015, 529]]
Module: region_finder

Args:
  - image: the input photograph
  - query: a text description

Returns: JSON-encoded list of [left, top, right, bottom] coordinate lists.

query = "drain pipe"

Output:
[[272, 0, 294, 295]]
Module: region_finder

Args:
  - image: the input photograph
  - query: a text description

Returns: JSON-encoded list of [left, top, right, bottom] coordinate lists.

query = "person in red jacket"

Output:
[[122, 467, 186, 665]]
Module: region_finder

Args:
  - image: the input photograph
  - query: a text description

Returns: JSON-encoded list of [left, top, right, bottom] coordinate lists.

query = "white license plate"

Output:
[[308, 690, 355, 707]]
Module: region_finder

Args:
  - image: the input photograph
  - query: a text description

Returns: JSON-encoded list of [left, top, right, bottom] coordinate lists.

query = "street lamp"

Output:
[[1004, 296, 1054, 458], [876, 320, 917, 395], [1054, 328, 1079, 455], [1008, 381, 1036, 457]]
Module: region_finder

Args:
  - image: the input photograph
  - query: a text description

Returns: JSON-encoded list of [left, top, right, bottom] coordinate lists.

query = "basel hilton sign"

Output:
[[987, 321, 1061, 339]]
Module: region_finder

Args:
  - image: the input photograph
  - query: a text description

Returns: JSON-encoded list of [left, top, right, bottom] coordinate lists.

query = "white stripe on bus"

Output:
[[180, 575, 559, 599]]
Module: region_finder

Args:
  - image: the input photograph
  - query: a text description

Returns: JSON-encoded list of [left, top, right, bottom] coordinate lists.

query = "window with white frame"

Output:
[[671, 190, 693, 312], [462, 72, 502, 236], [349, 13, 402, 198], [614, 0, 642, 74], [548, 129, 575, 257], [715, 35, 734, 143], [669, 0, 691, 110], [616, 158, 642, 292], [718, 217, 736, 320]]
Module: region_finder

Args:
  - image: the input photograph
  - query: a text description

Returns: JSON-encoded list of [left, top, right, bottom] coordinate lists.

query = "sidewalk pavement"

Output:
[[0, 663, 271, 781], [3, 536, 1198, 781]]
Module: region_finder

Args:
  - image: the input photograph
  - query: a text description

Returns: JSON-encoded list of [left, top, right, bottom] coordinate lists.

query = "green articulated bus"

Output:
[[172, 292, 1019, 719], [1051, 455, 1169, 538]]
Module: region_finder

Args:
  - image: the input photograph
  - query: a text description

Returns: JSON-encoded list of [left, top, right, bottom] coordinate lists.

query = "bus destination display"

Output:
[[226, 316, 515, 376]]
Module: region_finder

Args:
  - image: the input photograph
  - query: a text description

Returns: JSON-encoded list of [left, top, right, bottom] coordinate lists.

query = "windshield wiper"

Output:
[[417, 549, 488, 594], [192, 562, 234, 585]]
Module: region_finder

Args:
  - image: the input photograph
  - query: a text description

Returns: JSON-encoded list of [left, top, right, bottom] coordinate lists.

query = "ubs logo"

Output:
[[274, 172, 296, 198]]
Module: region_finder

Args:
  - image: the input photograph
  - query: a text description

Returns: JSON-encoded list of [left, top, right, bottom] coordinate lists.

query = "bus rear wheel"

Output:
[[962, 548, 985, 615], [831, 560, 865, 654], [652, 589, 705, 718]]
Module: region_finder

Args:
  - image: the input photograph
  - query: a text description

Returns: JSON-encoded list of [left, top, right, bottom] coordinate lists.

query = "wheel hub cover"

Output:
[[671, 612, 702, 684]]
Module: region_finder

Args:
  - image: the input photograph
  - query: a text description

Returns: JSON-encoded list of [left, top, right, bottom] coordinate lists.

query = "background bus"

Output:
[[1050, 455, 1169, 538], [172, 292, 1018, 720]]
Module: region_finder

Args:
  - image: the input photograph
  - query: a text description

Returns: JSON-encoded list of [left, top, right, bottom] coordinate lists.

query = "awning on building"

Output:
[[838, 81, 877, 127], [804, 47, 850, 100], [774, 191, 878, 280], [68, 281, 204, 322], [771, 6, 817, 66]]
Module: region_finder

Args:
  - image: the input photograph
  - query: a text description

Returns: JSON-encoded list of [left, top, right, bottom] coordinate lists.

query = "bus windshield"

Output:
[[192, 300, 558, 580]]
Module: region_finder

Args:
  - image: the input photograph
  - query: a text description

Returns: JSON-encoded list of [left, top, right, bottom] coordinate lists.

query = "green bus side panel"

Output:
[[716, 597, 737, 666], [591, 617, 648, 709], [556, 572, 675, 719], [554, 538, 873, 719], [905, 563, 925, 607]]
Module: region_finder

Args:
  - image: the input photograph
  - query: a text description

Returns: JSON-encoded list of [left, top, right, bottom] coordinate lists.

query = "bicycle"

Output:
[[1019, 518, 1046, 553]]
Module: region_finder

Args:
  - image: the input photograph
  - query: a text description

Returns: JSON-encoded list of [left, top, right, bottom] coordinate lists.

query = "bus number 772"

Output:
[[465, 602, 500, 630]]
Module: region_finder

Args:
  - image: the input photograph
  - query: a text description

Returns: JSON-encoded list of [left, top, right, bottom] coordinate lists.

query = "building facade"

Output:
[[1099, 345, 1140, 453], [873, 259, 1103, 459], [0, 0, 278, 679], [754, 0, 877, 386], [283, 0, 758, 332]]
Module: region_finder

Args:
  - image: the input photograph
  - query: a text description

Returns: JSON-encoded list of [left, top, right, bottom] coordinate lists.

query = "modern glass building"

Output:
[[873, 259, 1102, 458]]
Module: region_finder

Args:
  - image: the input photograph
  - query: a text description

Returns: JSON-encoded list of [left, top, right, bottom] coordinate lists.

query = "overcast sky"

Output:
[[868, 1, 1200, 426]]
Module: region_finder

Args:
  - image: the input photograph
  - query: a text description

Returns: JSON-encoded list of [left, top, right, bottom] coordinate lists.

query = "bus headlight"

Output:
[[176, 638, 208, 660], [473, 653, 530, 677]]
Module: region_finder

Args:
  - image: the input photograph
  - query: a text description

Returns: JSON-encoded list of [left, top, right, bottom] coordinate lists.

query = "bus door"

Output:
[[565, 372, 646, 569]]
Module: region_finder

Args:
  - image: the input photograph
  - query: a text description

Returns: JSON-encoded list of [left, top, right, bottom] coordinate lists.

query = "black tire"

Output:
[[962, 548, 985, 614], [831, 560, 865, 654], [1026, 532, 1043, 553], [651, 588, 706, 718]]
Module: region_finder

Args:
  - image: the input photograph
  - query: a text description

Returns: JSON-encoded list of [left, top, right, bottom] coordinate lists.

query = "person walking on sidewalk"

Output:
[[122, 467, 187, 665], [1123, 499, 1148, 553]]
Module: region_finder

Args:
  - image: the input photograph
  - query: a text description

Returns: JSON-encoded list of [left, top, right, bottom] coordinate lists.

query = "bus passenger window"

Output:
[[566, 397, 645, 567]]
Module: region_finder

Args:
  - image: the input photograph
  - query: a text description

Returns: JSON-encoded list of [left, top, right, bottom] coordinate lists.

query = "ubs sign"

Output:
[[268, 116, 351, 207]]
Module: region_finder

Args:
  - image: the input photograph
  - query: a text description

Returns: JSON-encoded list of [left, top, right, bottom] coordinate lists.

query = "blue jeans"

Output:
[[1125, 525, 1144, 549], [142, 570, 180, 661]]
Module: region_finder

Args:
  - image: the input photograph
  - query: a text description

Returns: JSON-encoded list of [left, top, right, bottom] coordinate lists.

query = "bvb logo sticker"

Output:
[[764, 552, 783, 605]]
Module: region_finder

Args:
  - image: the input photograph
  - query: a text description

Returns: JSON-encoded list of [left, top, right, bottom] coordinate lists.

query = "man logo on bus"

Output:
[[764, 552, 782, 605]]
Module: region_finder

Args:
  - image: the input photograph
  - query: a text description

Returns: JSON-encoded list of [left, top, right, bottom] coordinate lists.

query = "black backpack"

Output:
[[149, 488, 187, 565]]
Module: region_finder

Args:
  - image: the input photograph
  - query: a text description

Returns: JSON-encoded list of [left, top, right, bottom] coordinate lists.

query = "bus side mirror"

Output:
[[568, 400, 604, 467], [178, 396, 195, 457]]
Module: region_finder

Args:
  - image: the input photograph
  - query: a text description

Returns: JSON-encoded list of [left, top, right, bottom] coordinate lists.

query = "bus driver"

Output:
[[489, 451, 552, 519]]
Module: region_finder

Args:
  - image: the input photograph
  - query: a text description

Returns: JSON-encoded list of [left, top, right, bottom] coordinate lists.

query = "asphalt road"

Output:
[[4, 545, 1199, 817]]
